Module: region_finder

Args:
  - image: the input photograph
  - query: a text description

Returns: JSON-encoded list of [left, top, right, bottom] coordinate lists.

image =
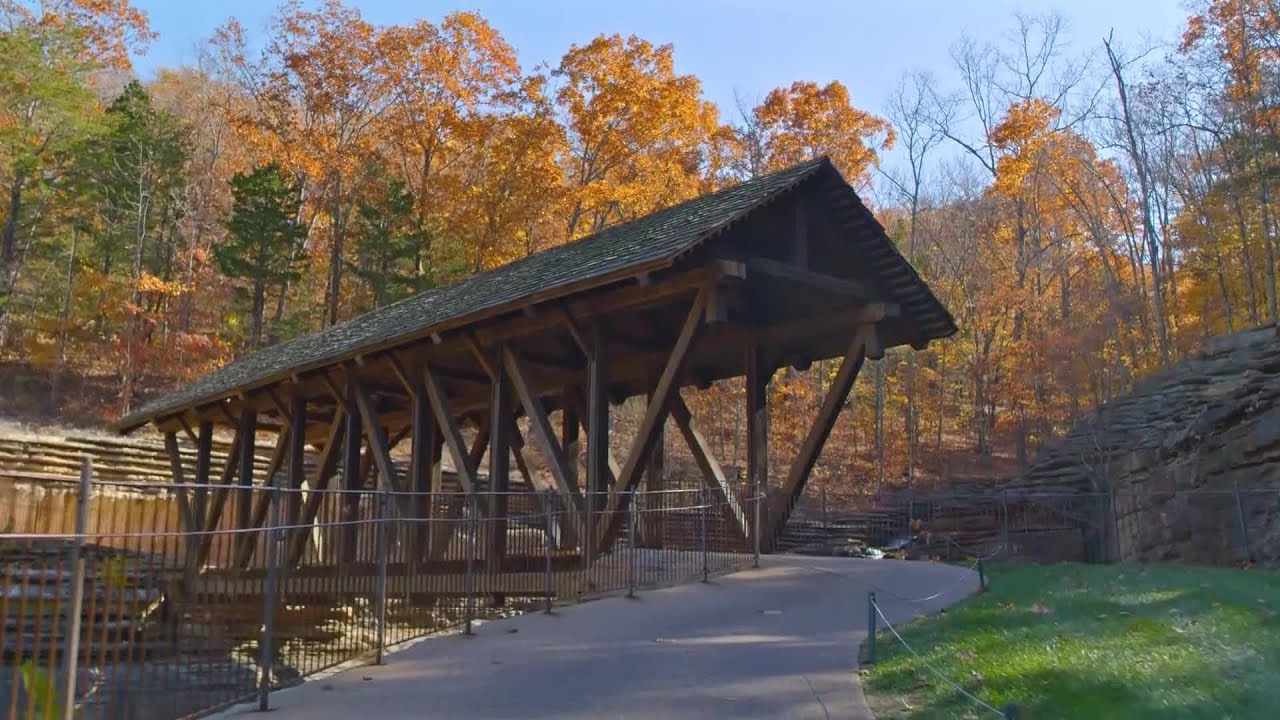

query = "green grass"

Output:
[[862, 563, 1280, 719]]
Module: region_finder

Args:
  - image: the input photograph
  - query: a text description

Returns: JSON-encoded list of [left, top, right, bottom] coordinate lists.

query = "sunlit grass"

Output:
[[862, 563, 1280, 719]]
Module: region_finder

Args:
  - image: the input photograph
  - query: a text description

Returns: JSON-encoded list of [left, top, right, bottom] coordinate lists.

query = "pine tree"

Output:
[[215, 164, 306, 349]]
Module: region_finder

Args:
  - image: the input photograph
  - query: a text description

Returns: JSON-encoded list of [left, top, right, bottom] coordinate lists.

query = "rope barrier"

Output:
[[871, 597, 1007, 717]]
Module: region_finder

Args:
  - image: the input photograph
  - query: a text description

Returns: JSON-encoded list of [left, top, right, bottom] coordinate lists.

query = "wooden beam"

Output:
[[793, 200, 808, 268], [265, 387, 292, 425], [340, 378, 364, 565], [409, 372, 436, 565], [504, 347, 585, 544], [195, 423, 244, 568], [234, 425, 290, 569], [585, 319, 609, 517], [746, 342, 769, 553], [558, 307, 590, 359], [487, 346, 512, 570], [164, 432, 196, 535], [387, 352, 418, 400], [670, 396, 749, 540], [465, 334, 497, 380], [352, 381, 415, 519], [769, 324, 872, 541], [598, 288, 708, 551], [745, 257, 865, 298], [192, 420, 214, 530], [643, 401, 666, 547], [286, 410, 346, 566], [232, 407, 258, 562], [561, 398, 580, 493], [423, 364, 481, 494], [286, 395, 307, 525], [319, 372, 347, 412]]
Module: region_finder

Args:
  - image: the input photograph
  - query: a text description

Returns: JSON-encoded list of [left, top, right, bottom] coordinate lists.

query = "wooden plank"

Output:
[[745, 257, 865, 298], [598, 288, 708, 551], [769, 324, 872, 542], [194, 569, 579, 599], [670, 396, 749, 540], [746, 342, 769, 552]]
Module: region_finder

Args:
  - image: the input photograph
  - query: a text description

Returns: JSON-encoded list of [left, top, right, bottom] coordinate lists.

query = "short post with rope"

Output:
[[865, 591, 876, 664]]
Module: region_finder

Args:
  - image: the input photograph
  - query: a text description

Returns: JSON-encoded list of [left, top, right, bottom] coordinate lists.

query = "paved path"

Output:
[[222, 556, 978, 720]]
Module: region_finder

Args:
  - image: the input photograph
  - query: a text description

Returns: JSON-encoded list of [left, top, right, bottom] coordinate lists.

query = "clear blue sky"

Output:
[[132, 0, 1190, 114], [130, 0, 1191, 178]]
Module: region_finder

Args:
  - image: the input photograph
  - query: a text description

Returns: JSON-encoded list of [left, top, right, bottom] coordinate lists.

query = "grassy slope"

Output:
[[863, 563, 1280, 719]]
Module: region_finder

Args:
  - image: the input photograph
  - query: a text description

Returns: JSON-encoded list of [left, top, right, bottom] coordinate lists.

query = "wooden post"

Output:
[[285, 410, 346, 566], [164, 431, 196, 536], [341, 380, 363, 565], [562, 399, 580, 493], [409, 382, 437, 564], [193, 420, 214, 528], [287, 395, 307, 526], [585, 319, 609, 568], [488, 346, 512, 571], [234, 407, 257, 562], [746, 342, 769, 557], [645, 411, 665, 548]]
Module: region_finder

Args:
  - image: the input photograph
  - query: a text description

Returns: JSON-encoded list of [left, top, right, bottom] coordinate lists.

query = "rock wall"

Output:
[[1014, 325, 1280, 566]]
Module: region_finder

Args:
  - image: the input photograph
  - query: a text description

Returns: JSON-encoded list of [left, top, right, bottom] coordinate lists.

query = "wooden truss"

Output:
[[163, 260, 897, 572]]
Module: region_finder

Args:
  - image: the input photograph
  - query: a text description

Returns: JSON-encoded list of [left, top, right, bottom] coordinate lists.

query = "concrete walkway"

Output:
[[223, 556, 978, 720]]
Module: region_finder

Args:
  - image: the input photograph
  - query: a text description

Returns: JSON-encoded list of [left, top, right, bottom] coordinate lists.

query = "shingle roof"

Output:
[[118, 156, 955, 432]]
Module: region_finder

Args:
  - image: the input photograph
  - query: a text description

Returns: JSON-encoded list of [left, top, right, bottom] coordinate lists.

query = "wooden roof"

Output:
[[118, 156, 956, 433]]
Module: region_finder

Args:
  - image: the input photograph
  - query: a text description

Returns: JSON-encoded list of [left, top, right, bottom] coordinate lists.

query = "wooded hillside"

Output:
[[0, 0, 1274, 491]]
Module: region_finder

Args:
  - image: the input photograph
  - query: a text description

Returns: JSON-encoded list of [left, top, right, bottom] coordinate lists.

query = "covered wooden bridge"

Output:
[[116, 156, 956, 588]]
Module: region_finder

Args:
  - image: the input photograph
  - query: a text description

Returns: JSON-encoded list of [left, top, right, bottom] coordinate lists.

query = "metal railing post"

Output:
[[1000, 490, 1010, 561], [465, 493, 478, 635], [821, 484, 828, 529], [752, 481, 761, 569], [865, 591, 877, 665], [374, 484, 390, 664], [977, 558, 986, 592], [627, 489, 637, 598], [700, 487, 709, 583], [61, 457, 91, 720], [543, 490, 554, 614], [258, 476, 283, 711]]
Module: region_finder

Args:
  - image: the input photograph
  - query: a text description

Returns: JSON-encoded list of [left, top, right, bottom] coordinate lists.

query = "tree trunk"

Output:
[[251, 277, 266, 349], [325, 174, 345, 327]]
